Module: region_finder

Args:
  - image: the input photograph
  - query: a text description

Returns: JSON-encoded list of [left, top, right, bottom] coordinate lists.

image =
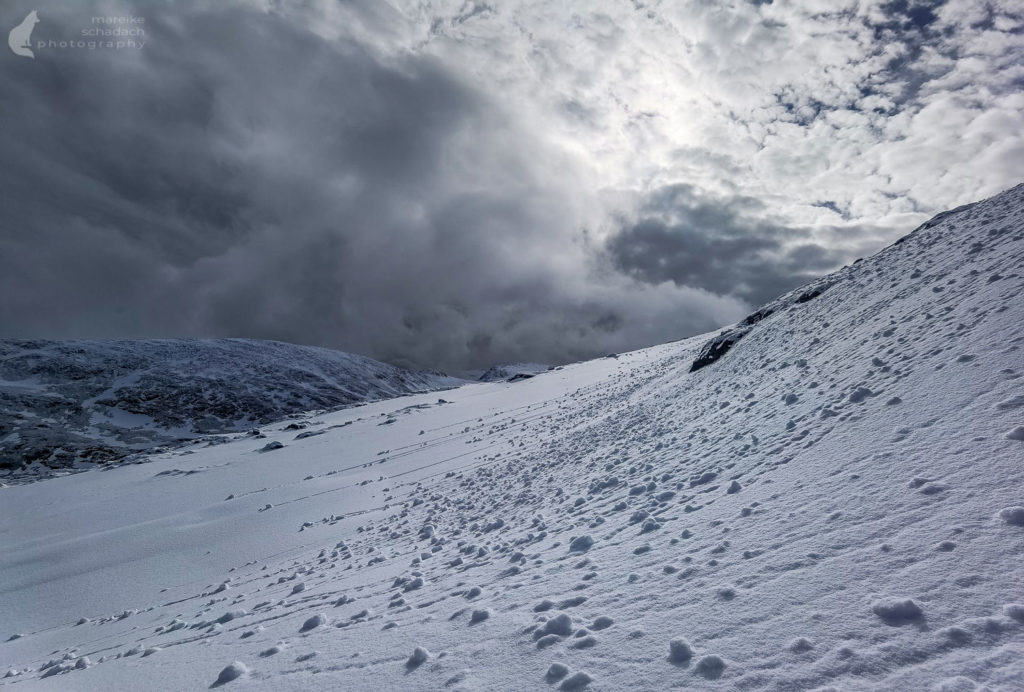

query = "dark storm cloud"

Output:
[[0, 1, 747, 372], [7, 0, 1004, 372], [605, 185, 853, 306]]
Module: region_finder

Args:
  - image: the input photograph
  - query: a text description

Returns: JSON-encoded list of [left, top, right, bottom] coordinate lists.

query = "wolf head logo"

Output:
[[8, 10, 40, 59]]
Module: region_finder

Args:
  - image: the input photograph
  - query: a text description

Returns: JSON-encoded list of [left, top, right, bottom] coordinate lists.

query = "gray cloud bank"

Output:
[[0, 1, 1019, 372], [605, 185, 855, 305]]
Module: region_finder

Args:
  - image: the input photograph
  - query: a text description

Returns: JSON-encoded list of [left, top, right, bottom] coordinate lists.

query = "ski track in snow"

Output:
[[2, 185, 1024, 690]]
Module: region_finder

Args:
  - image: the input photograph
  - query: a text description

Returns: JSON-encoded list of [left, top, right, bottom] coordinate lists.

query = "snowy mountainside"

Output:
[[0, 339, 462, 480], [1, 184, 1023, 690]]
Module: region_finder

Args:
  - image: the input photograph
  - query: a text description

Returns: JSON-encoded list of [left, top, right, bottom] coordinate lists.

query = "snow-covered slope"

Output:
[[0, 339, 462, 481], [2, 184, 1023, 690], [472, 363, 552, 382]]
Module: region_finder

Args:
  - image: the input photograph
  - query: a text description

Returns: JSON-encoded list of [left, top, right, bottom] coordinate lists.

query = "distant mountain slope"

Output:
[[0, 339, 462, 478], [472, 363, 551, 382]]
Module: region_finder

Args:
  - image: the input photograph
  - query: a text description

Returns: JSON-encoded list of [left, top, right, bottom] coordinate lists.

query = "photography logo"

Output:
[[8, 11, 145, 57], [8, 10, 39, 58]]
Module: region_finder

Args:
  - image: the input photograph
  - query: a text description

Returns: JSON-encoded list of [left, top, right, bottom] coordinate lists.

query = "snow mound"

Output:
[[212, 661, 247, 686]]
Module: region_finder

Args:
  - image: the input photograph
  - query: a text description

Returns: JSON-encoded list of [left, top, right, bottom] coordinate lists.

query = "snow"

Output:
[[1, 184, 1024, 689], [469, 363, 551, 382], [998, 507, 1024, 526], [212, 661, 248, 686], [871, 597, 925, 625], [668, 637, 695, 663]]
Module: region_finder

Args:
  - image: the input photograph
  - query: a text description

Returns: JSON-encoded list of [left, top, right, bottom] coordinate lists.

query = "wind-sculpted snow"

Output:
[[0, 339, 461, 481], [1, 185, 1023, 690]]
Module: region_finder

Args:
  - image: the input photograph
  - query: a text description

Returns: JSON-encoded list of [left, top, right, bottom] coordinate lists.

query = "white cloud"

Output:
[[379, 0, 1021, 238]]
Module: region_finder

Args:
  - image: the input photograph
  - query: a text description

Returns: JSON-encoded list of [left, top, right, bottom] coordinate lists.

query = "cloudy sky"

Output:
[[1, 0, 1021, 372]]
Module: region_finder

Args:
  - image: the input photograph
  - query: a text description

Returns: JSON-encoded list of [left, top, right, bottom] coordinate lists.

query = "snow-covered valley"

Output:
[[1, 184, 1023, 690]]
